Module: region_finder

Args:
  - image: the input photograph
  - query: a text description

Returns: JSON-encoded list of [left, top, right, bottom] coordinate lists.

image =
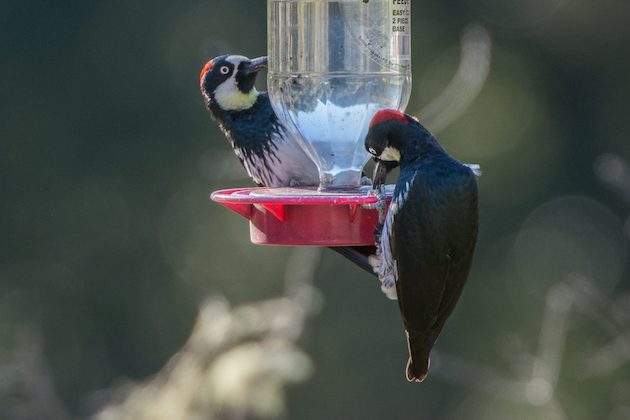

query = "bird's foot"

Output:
[[368, 254, 381, 272], [380, 280, 398, 300], [364, 186, 387, 223], [369, 254, 398, 300], [360, 175, 372, 186]]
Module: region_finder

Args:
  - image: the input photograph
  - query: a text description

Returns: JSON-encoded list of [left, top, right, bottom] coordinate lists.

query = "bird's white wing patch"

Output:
[[370, 175, 415, 300], [464, 163, 482, 177], [266, 129, 319, 187]]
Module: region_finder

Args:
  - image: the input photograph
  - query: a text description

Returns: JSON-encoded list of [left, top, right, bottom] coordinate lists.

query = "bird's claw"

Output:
[[363, 186, 387, 223]]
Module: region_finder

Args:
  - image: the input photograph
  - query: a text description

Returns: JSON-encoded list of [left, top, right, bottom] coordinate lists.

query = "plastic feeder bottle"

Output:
[[212, 0, 412, 245]]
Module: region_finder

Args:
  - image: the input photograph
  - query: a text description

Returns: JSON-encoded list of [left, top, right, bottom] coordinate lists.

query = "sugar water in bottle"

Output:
[[268, 0, 412, 190]]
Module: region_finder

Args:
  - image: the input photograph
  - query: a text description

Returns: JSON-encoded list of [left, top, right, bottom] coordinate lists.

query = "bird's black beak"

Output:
[[236, 56, 268, 93], [372, 160, 388, 189], [242, 56, 268, 75]]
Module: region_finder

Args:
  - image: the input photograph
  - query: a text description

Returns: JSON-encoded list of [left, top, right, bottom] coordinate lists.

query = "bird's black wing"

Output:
[[431, 165, 478, 336], [393, 157, 478, 342]]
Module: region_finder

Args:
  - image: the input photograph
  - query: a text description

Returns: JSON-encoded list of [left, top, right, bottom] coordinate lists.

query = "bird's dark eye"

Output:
[[368, 147, 378, 156], [220, 66, 230, 75]]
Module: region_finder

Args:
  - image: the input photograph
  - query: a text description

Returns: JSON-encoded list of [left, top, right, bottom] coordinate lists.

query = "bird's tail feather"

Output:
[[329, 246, 377, 277], [405, 331, 433, 382]]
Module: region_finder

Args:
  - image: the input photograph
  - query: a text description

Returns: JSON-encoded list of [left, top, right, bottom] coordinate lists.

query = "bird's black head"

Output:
[[199, 54, 268, 112], [365, 109, 413, 163], [365, 109, 439, 188]]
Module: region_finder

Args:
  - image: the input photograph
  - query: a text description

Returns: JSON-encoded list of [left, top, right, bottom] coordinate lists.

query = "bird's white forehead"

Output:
[[226, 55, 248, 66]]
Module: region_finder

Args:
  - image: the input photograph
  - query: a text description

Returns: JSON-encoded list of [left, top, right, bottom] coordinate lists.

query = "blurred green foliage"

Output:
[[1, 0, 629, 419]]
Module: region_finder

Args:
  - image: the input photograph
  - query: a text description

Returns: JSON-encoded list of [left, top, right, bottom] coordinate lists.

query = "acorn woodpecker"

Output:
[[200, 54, 376, 274], [365, 109, 479, 382], [200, 54, 319, 187]]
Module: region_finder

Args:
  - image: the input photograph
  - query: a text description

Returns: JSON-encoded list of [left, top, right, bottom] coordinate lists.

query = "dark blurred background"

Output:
[[2, 0, 630, 419]]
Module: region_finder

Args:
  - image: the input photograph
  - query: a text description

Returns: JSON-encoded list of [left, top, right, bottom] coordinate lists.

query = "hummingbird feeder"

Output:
[[212, 0, 412, 245]]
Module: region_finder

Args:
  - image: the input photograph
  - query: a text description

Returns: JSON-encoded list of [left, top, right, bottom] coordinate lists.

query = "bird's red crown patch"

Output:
[[199, 60, 214, 85], [369, 109, 409, 128]]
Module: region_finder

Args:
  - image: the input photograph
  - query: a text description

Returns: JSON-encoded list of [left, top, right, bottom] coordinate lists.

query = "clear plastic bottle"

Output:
[[268, 0, 412, 190]]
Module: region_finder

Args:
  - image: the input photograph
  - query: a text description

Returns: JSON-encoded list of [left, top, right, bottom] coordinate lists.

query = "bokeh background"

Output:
[[2, 0, 630, 419]]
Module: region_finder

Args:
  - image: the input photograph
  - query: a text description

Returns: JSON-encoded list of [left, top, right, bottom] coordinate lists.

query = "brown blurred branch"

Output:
[[433, 275, 630, 418], [0, 249, 322, 420], [0, 328, 72, 420], [93, 248, 322, 420]]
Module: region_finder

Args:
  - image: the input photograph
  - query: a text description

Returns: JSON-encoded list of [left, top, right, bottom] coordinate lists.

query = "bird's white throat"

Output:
[[380, 146, 401, 162], [214, 78, 259, 111]]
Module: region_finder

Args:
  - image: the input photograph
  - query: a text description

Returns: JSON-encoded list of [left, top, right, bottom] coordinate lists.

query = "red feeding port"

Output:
[[210, 187, 392, 246]]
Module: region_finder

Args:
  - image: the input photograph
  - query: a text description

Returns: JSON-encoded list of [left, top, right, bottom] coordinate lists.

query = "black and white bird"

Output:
[[200, 54, 376, 273], [200, 54, 319, 187], [365, 109, 479, 382]]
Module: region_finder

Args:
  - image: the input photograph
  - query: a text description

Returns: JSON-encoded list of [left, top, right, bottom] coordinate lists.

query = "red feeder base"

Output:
[[210, 187, 392, 246]]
